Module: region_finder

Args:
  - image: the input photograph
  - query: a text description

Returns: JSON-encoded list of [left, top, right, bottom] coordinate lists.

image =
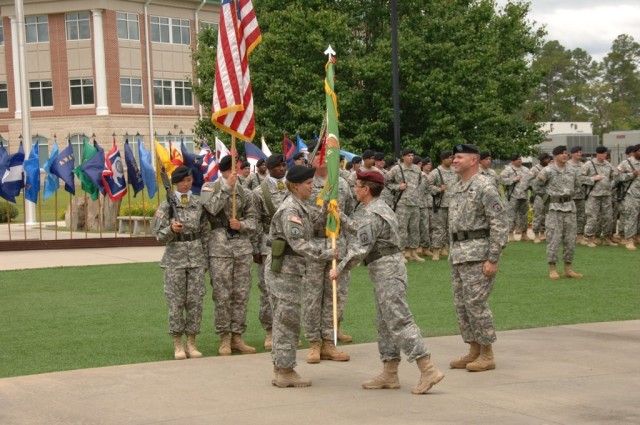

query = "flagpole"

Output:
[[54, 190, 58, 239], [22, 190, 27, 240], [84, 192, 88, 239], [141, 189, 146, 237], [38, 191, 42, 240], [126, 186, 132, 237], [331, 235, 339, 346], [69, 193, 73, 240], [231, 135, 237, 219], [5, 200, 12, 241]]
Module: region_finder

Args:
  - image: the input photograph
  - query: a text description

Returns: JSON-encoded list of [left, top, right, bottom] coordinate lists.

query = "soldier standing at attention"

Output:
[[238, 160, 251, 187], [499, 153, 531, 242], [330, 170, 445, 394], [266, 165, 337, 388], [533, 146, 584, 280], [530, 153, 552, 244], [387, 147, 425, 262], [567, 146, 588, 245], [154, 166, 209, 360], [201, 155, 259, 356], [617, 144, 640, 250], [418, 157, 434, 257], [582, 146, 617, 247], [244, 158, 268, 190], [428, 151, 458, 261], [448, 144, 507, 372], [479, 151, 499, 187], [251, 154, 289, 349]]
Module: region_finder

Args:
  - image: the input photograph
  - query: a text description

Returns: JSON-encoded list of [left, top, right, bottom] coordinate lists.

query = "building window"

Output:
[[117, 12, 139, 41], [121, 78, 143, 105], [150, 16, 190, 45], [26, 16, 49, 43], [33, 136, 49, 168], [0, 83, 7, 109], [30, 81, 53, 107], [0, 20, 4, 45], [65, 12, 91, 41], [153, 80, 193, 107], [70, 78, 94, 105]]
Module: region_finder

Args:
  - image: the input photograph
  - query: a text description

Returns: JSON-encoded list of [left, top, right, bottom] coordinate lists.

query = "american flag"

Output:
[[211, 0, 262, 142], [199, 140, 218, 182]]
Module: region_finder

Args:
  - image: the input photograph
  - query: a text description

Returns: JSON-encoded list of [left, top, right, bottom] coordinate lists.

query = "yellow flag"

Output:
[[154, 140, 175, 181]]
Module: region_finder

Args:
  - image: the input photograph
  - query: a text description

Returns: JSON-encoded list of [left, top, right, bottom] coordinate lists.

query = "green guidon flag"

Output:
[[73, 138, 100, 201]]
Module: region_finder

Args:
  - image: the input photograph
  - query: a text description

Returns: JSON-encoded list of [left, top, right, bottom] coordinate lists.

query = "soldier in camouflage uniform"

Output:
[[567, 146, 588, 245], [153, 166, 209, 360], [448, 144, 508, 372], [479, 151, 499, 187], [529, 153, 552, 243], [244, 158, 268, 190], [237, 160, 251, 187], [499, 154, 531, 242], [201, 155, 259, 356], [386, 147, 425, 262], [418, 157, 434, 256], [428, 151, 459, 260], [582, 146, 617, 247], [533, 146, 584, 280], [251, 154, 289, 349], [266, 165, 337, 388], [301, 156, 354, 363], [330, 170, 444, 395], [616, 144, 640, 250]]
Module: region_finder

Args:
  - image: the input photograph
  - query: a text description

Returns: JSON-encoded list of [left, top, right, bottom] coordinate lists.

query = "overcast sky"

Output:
[[495, 0, 640, 61]]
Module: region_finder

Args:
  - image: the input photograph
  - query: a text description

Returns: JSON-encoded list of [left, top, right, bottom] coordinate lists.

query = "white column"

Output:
[[92, 9, 108, 116], [10, 16, 22, 119]]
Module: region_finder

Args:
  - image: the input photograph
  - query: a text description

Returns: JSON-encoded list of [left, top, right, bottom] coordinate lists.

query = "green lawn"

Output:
[[1, 242, 638, 378]]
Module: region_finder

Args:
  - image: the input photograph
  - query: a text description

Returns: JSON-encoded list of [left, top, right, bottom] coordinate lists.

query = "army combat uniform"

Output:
[[386, 161, 423, 253], [617, 155, 640, 249], [428, 165, 459, 257], [529, 162, 548, 240], [499, 164, 531, 239], [582, 159, 616, 243]]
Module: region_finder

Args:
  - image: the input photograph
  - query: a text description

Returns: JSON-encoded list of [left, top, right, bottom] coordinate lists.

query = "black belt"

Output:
[[363, 246, 400, 266], [314, 229, 327, 238], [451, 229, 490, 242], [550, 196, 571, 203], [175, 232, 201, 242], [284, 245, 302, 257]]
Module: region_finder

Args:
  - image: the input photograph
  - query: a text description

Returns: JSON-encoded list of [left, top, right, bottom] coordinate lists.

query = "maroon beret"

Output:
[[356, 170, 384, 185]]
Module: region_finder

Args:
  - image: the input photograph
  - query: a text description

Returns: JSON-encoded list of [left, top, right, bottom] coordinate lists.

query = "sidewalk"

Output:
[[1, 320, 638, 425]]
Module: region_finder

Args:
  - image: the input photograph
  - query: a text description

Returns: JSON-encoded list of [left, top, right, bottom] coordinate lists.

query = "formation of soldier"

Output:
[[151, 140, 639, 391]]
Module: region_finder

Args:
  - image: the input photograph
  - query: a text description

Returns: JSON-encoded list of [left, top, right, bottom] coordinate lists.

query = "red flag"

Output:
[[211, 0, 262, 142]]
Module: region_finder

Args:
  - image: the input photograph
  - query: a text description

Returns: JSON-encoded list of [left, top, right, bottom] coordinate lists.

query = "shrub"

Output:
[[0, 202, 19, 223], [119, 203, 157, 217]]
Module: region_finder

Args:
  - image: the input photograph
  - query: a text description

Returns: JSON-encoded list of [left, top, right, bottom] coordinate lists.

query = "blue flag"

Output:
[[101, 141, 127, 201], [181, 141, 205, 195], [24, 141, 40, 203], [0, 142, 14, 202], [244, 140, 267, 170], [124, 140, 144, 197], [1, 142, 25, 201], [81, 141, 106, 198], [50, 141, 76, 195], [43, 140, 60, 201], [296, 135, 308, 155], [137, 139, 157, 198]]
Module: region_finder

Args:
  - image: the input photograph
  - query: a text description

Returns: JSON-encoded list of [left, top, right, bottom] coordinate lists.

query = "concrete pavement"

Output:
[[1, 320, 639, 425]]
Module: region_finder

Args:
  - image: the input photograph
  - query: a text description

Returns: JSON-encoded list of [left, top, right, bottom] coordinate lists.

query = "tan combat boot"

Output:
[[320, 340, 350, 361], [264, 330, 273, 350], [274, 367, 312, 388], [409, 248, 425, 262], [271, 364, 278, 386], [634, 235, 640, 244], [422, 248, 434, 257], [432, 249, 440, 261], [449, 341, 480, 369], [402, 250, 410, 263], [564, 262, 583, 279], [603, 236, 618, 247], [549, 263, 560, 280], [231, 333, 257, 354], [306, 340, 321, 364], [624, 239, 637, 251], [586, 236, 597, 248], [533, 233, 541, 244], [440, 246, 449, 256], [185, 334, 202, 358], [520, 232, 532, 242], [611, 234, 622, 243], [508, 233, 516, 242], [172, 335, 187, 360], [218, 333, 232, 356], [337, 326, 353, 343], [362, 360, 401, 389], [466, 344, 496, 372], [413, 355, 445, 394]]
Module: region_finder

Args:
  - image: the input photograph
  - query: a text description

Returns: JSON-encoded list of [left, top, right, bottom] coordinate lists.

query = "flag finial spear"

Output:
[[324, 45, 336, 61]]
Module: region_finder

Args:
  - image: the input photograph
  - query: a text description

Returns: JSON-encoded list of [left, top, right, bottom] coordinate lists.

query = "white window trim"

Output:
[[150, 15, 190, 45]]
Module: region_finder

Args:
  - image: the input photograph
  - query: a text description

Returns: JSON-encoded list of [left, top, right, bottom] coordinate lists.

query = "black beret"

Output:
[[570, 146, 582, 154], [401, 147, 415, 156], [374, 152, 386, 161], [266, 153, 285, 169], [361, 149, 375, 159], [356, 170, 384, 185], [171, 165, 192, 184], [634, 144, 640, 152], [352, 156, 362, 164], [286, 165, 316, 183], [218, 155, 232, 172], [538, 152, 551, 161], [339, 155, 345, 161], [595, 146, 608, 154], [256, 158, 265, 167], [240, 160, 250, 169], [293, 152, 306, 161], [509, 153, 521, 161], [625, 145, 634, 155], [412, 155, 422, 164], [422, 156, 432, 164], [440, 150, 453, 160], [453, 144, 480, 155], [385, 158, 396, 168], [552, 145, 567, 156], [480, 151, 491, 160]]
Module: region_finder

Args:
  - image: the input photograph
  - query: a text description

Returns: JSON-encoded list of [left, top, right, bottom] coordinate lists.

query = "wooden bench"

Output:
[[117, 216, 153, 235]]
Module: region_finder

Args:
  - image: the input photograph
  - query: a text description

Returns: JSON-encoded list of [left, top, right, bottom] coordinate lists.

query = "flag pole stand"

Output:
[[331, 234, 339, 346]]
